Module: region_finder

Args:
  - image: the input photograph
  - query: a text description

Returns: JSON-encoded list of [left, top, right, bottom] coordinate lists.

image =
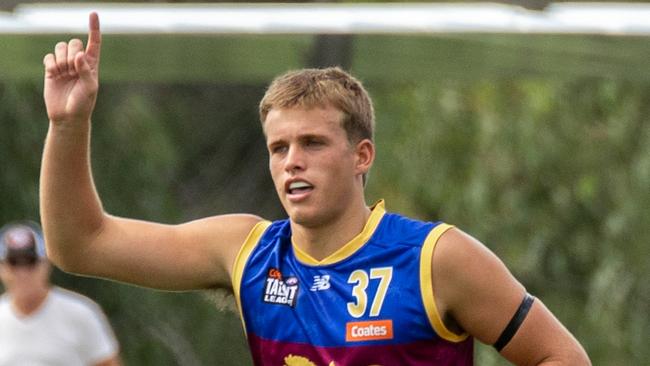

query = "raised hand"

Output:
[[43, 12, 102, 125]]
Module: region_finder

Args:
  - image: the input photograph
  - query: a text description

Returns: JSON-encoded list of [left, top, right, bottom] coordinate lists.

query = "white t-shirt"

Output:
[[0, 287, 119, 366]]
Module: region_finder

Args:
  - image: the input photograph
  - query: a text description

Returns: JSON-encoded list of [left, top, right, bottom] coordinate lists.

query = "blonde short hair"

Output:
[[259, 67, 375, 144]]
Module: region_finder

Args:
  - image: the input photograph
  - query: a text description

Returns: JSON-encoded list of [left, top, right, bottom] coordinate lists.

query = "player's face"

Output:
[[0, 260, 50, 294], [264, 106, 369, 227]]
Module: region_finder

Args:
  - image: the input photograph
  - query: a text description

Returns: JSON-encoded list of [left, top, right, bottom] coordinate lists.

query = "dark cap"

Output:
[[0, 222, 46, 264]]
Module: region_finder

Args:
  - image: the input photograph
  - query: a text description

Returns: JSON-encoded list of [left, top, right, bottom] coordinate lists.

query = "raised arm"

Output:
[[39, 13, 261, 290], [432, 228, 591, 365]]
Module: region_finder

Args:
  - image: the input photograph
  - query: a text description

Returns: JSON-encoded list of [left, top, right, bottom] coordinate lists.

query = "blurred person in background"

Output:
[[39, 13, 590, 365], [0, 222, 121, 366]]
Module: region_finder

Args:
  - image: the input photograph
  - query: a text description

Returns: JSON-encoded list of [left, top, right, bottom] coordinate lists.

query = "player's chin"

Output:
[[286, 207, 320, 228]]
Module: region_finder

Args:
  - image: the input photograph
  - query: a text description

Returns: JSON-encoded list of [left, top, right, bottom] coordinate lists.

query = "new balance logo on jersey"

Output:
[[311, 275, 331, 291], [263, 268, 299, 307]]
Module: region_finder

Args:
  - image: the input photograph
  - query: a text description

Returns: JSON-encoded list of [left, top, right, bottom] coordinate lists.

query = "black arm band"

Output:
[[493, 293, 535, 352]]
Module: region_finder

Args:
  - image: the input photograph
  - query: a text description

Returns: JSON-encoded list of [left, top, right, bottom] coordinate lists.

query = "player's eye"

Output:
[[305, 138, 324, 147], [270, 145, 288, 154]]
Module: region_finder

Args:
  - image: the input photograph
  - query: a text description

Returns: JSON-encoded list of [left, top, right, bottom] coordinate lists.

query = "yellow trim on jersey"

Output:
[[293, 200, 386, 266], [420, 223, 469, 343], [231, 220, 272, 335]]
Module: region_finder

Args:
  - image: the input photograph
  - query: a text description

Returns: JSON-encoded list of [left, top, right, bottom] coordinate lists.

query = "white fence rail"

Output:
[[1, 2, 650, 35]]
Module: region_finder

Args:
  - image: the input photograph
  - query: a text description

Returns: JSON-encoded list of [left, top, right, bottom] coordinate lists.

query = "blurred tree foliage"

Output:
[[1, 50, 649, 366], [368, 78, 650, 365]]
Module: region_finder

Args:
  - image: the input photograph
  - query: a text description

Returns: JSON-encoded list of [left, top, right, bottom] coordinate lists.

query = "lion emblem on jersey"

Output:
[[283, 354, 335, 366]]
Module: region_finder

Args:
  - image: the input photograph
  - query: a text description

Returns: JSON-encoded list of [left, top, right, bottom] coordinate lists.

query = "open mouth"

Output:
[[287, 181, 314, 196]]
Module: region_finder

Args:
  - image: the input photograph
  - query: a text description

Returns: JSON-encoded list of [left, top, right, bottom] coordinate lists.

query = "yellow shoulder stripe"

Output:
[[231, 220, 272, 334], [420, 223, 469, 343]]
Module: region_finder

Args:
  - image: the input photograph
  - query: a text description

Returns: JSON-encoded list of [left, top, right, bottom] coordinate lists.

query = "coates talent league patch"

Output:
[[263, 267, 299, 307]]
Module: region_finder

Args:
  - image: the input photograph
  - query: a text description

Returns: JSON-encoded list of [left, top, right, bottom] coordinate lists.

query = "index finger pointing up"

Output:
[[85, 12, 101, 65]]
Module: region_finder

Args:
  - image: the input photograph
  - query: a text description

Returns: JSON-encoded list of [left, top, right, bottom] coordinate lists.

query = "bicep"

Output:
[[77, 213, 262, 290], [432, 228, 589, 365], [432, 228, 525, 345]]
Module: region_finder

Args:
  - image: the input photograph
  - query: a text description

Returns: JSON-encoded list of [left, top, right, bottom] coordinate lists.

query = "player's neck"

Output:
[[11, 286, 50, 317], [291, 199, 371, 262]]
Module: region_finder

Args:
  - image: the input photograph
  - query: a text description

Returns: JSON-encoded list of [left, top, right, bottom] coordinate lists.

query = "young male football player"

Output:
[[40, 13, 590, 365]]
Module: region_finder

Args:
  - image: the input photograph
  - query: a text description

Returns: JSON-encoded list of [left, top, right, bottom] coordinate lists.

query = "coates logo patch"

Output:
[[345, 320, 394, 342], [263, 268, 299, 307]]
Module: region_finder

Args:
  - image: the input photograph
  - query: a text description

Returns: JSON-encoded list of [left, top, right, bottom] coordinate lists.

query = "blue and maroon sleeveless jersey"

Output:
[[232, 201, 473, 366]]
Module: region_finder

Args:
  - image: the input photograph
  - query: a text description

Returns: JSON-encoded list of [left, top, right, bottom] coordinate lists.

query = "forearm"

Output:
[[532, 345, 591, 366], [40, 120, 106, 270], [534, 355, 591, 366]]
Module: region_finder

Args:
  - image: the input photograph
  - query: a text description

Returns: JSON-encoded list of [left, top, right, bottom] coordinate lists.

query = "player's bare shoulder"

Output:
[[185, 213, 262, 247], [434, 227, 495, 264], [181, 213, 265, 281], [432, 227, 515, 299]]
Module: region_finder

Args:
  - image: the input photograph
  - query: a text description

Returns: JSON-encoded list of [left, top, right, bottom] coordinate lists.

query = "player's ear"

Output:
[[354, 139, 375, 175]]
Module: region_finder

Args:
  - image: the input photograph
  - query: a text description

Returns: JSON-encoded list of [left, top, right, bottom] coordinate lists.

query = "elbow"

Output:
[[42, 216, 108, 274], [565, 339, 591, 366], [524, 340, 591, 366], [43, 233, 96, 275], [542, 347, 591, 366], [572, 350, 592, 366], [45, 245, 86, 274]]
